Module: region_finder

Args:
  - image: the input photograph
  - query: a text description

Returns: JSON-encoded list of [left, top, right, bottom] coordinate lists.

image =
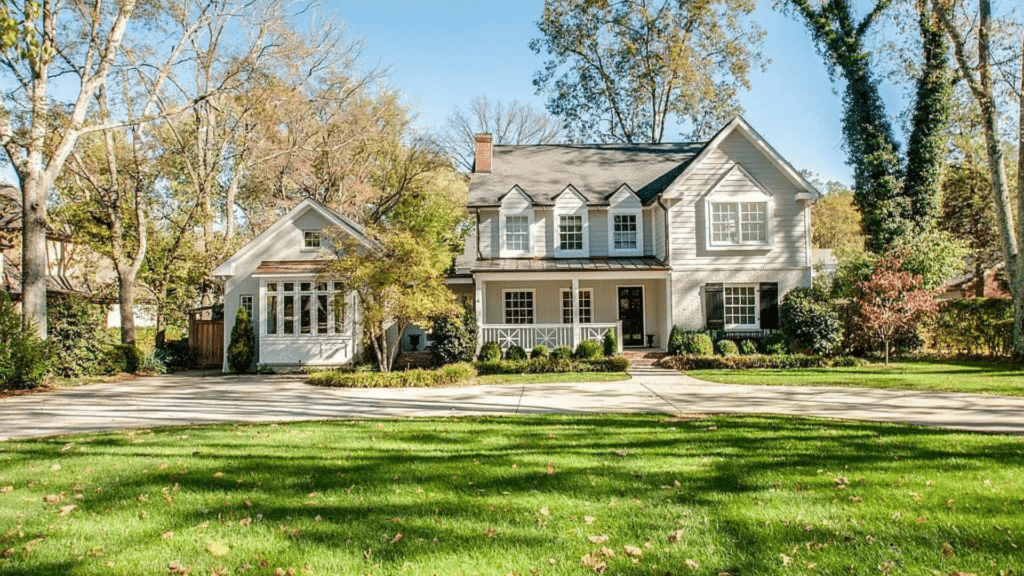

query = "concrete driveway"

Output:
[[1, 366, 1023, 440]]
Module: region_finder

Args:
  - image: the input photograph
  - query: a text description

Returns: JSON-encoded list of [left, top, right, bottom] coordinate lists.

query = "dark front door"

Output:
[[617, 286, 645, 347]]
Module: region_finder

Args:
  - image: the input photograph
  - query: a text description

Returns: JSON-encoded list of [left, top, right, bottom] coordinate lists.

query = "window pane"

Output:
[[613, 214, 637, 250], [505, 216, 529, 251], [283, 295, 295, 334], [561, 291, 573, 324], [711, 203, 737, 244], [283, 282, 294, 292], [300, 282, 311, 292], [561, 290, 592, 323], [559, 215, 583, 250], [300, 295, 311, 334], [503, 291, 534, 324], [267, 282, 278, 293], [304, 231, 321, 248], [317, 294, 328, 334], [316, 282, 327, 292], [266, 295, 278, 334], [333, 293, 346, 333], [724, 286, 757, 327], [740, 202, 767, 243]]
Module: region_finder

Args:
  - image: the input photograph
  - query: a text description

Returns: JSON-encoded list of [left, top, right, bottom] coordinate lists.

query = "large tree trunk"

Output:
[[118, 269, 136, 346], [21, 174, 49, 337]]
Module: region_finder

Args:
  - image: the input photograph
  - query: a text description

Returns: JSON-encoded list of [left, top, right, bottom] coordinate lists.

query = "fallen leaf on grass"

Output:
[[685, 559, 700, 570], [623, 545, 642, 557], [588, 535, 609, 544], [58, 504, 76, 516], [1, 486, 13, 493], [539, 507, 550, 516], [584, 516, 595, 525], [168, 560, 191, 574], [941, 543, 955, 558], [598, 546, 615, 557], [23, 538, 44, 552], [667, 529, 684, 543], [205, 541, 229, 557], [390, 533, 403, 544], [43, 494, 63, 504], [849, 496, 864, 504], [780, 554, 793, 567], [162, 531, 175, 539], [484, 527, 498, 538], [545, 461, 555, 475]]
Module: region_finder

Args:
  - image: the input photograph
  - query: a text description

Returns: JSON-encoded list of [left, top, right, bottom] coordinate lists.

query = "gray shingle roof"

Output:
[[467, 142, 706, 207]]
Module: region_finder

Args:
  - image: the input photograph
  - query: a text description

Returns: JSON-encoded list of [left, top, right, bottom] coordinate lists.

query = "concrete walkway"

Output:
[[1, 366, 1022, 440]]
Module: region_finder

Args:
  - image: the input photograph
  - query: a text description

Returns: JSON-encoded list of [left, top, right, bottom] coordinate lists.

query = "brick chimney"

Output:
[[474, 133, 493, 173]]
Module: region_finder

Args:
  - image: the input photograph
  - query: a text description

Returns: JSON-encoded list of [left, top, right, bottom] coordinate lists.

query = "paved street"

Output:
[[1, 366, 1022, 440]]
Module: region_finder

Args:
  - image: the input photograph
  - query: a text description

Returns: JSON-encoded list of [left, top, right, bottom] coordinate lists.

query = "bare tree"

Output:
[[441, 96, 564, 172]]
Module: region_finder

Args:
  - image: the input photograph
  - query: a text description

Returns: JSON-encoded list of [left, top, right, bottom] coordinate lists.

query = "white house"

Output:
[[466, 117, 821, 351], [212, 199, 370, 370]]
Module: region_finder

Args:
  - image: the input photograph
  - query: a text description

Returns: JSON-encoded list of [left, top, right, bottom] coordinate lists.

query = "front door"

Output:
[[617, 286, 645, 347]]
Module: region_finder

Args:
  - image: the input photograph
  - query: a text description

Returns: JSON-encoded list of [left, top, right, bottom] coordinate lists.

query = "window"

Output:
[[559, 215, 583, 251], [265, 281, 349, 336], [710, 201, 768, 245], [723, 285, 757, 328], [332, 283, 347, 333], [240, 295, 253, 318], [505, 216, 530, 252], [561, 289, 592, 324], [283, 294, 295, 334], [612, 214, 638, 250], [266, 295, 278, 334], [303, 230, 321, 249], [503, 291, 534, 324]]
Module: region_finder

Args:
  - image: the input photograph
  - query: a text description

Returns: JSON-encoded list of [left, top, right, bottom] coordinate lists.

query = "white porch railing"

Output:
[[480, 322, 623, 353]]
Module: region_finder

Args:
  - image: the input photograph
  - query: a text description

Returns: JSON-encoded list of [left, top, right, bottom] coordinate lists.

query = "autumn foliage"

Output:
[[853, 254, 939, 364]]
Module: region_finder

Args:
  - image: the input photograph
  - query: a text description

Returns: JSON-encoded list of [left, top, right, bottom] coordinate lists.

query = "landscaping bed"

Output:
[[658, 353, 862, 370], [0, 415, 1020, 575]]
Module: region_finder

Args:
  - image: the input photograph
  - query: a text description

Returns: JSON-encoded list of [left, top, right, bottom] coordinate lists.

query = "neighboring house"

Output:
[[465, 117, 821, 352], [212, 198, 370, 370]]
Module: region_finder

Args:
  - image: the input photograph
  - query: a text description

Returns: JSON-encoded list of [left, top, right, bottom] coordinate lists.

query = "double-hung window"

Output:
[[559, 215, 583, 251], [710, 201, 768, 246], [561, 289, 592, 324], [612, 214, 638, 251], [723, 285, 757, 329], [503, 290, 534, 324], [505, 216, 530, 252]]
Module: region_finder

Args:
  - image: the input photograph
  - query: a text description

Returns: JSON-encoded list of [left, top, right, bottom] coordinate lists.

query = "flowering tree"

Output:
[[853, 254, 940, 364]]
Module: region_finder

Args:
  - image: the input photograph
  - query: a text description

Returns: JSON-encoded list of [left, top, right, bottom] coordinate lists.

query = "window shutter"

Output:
[[759, 282, 779, 330], [705, 283, 724, 331]]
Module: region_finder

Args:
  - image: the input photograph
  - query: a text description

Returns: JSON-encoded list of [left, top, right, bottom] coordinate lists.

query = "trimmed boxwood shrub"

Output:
[[739, 340, 758, 355], [603, 330, 617, 357], [551, 346, 572, 360], [657, 354, 861, 370], [716, 339, 739, 356], [474, 356, 630, 375], [574, 339, 604, 360], [779, 287, 842, 356], [309, 363, 477, 388], [679, 332, 714, 356], [227, 307, 256, 373], [530, 345, 549, 359], [430, 309, 478, 366], [479, 341, 502, 362], [505, 345, 528, 361], [667, 325, 684, 355], [762, 332, 788, 355], [104, 344, 143, 374]]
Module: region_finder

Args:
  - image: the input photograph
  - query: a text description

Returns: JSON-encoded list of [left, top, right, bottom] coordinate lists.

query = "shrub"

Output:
[[667, 325, 684, 355], [679, 332, 714, 356], [762, 332, 788, 355], [104, 344, 143, 374], [309, 363, 477, 388], [603, 329, 618, 357], [157, 339, 198, 369], [227, 307, 256, 373], [530, 345, 549, 359], [658, 354, 862, 370], [739, 340, 758, 355], [47, 295, 110, 378], [0, 292, 51, 389], [140, 350, 168, 374], [479, 341, 502, 362], [779, 287, 843, 356], [574, 339, 604, 360], [430, 308, 478, 366], [551, 346, 572, 360], [505, 345, 528, 361], [716, 339, 739, 356], [473, 356, 630, 375], [930, 298, 1013, 357]]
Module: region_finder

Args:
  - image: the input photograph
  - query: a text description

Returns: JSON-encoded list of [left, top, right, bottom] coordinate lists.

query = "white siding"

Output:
[[643, 209, 654, 255], [589, 209, 608, 257], [654, 203, 666, 261], [534, 210, 551, 258], [478, 210, 497, 258]]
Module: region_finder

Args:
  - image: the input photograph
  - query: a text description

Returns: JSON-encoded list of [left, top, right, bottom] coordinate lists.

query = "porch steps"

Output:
[[620, 349, 668, 367]]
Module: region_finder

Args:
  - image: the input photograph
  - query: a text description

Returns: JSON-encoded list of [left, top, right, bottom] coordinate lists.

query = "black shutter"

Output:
[[759, 282, 779, 330], [705, 283, 724, 331]]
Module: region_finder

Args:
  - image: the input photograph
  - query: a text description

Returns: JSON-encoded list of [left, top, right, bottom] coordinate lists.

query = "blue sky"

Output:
[[325, 0, 855, 186]]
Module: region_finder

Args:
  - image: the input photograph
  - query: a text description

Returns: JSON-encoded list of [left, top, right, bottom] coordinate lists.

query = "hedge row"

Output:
[[929, 298, 1013, 357], [474, 356, 631, 375], [657, 354, 862, 370], [308, 363, 477, 388]]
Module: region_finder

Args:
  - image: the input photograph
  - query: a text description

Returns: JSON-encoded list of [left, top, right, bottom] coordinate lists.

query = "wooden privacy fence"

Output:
[[188, 307, 224, 368]]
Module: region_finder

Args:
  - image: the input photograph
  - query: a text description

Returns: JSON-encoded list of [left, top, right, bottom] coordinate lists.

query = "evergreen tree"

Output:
[[227, 307, 256, 374]]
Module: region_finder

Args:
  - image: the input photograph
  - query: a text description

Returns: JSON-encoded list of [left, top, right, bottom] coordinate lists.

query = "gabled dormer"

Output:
[[553, 185, 589, 258], [702, 164, 774, 251], [606, 184, 644, 257], [498, 186, 534, 258]]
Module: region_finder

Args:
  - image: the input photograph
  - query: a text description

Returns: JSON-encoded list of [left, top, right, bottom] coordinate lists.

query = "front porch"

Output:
[[473, 266, 672, 353]]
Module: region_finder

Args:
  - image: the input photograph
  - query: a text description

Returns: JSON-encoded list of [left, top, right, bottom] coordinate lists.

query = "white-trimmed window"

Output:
[[558, 215, 583, 251], [612, 214, 638, 251], [240, 295, 253, 317], [303, 230, 322, 250], [724, 285, 758, 329], [504, 215, 530, 252], [264, 280, 350, 336], [503, 290, 535, 324], [561, 289, 593, 324], [710, 201, 768, 245]]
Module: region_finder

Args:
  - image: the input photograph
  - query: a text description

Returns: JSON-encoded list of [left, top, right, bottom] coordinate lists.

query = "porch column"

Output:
[[571, 276, 580, 349], [664, 276, 672, 351], [475, 279, 485, 351]]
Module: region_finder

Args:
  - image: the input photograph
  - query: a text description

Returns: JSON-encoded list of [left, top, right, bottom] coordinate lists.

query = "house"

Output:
[[465, 117, 821, 352], [212, 198, 371, 370]]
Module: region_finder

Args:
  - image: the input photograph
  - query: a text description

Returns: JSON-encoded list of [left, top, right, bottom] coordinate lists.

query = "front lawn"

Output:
[[477, 372, 629, 385], [1, 415, 1021, 575], [685, 359, 1024, 397]]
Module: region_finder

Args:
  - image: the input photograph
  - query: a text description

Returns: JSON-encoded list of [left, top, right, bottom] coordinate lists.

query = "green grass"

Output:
[[685, 359, 1024, 397], [477, 372, 629, 385], [1, 415, 1022, 575]]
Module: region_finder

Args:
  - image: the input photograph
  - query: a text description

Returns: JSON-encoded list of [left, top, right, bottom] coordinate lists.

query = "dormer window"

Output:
[[499, 186, 534, 257], [558, 215, 584, 251], [303, 230, 322, 249], [505, 216, 530, 251], [553, 185, 589, 257], [612, 214, 638, 250], [607, 184, 643, 257]]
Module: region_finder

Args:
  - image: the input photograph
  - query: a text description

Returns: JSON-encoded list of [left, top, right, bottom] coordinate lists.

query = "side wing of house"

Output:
[[212, 199, 367, 370], [662, 119, 819, 335]]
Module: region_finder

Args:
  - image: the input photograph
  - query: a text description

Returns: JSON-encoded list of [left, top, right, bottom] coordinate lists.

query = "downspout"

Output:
[[657, 195, 674, 348], [657, 196, 671, 263], [474, 209, 482, 260]]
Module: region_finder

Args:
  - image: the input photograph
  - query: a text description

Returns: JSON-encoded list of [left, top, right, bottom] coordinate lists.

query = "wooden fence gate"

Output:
[[188, 308, 224, 368]]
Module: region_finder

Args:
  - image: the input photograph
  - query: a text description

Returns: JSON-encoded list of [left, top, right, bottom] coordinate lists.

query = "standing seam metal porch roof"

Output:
[[467, 142, 706, 207], [472, 257, 670, 273]]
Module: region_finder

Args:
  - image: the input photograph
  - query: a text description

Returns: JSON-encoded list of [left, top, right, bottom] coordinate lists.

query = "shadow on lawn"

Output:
[[2, 415, 1021, 574]]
